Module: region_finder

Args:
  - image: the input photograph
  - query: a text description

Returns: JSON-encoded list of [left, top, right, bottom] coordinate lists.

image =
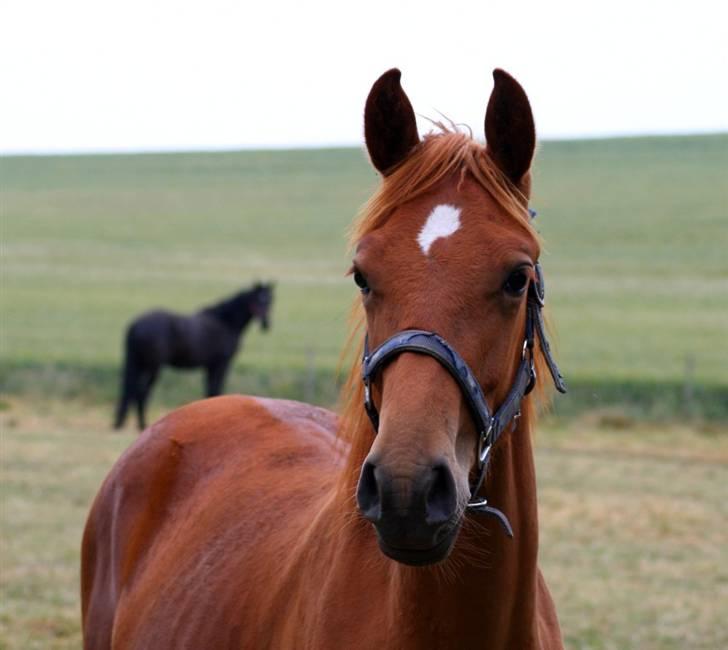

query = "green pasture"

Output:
[[1, 134, 727, 419], [1, 135, 727, 648]]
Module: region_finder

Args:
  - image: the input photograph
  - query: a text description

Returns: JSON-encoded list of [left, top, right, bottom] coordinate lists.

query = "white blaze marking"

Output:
[[417, 204, 462, 255]]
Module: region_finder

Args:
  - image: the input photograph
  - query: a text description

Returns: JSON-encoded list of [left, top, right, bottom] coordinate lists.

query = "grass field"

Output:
[[2, 135, 727, 419], [1, 135, 727, 648], [1, 401, 726, 649]]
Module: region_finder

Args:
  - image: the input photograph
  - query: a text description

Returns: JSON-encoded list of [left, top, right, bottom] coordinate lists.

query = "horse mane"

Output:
[[201, 287, 256, 330], [335, 127, 555, 494]]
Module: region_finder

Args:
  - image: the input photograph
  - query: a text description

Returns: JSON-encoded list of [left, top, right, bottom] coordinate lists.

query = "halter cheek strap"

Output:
[[361, 261, 566, 538]]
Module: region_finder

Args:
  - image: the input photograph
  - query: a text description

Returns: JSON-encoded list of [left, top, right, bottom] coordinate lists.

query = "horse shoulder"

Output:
[[81, 411, 187, 648], [82, 395, 342, 648], [192, 312, 236, 352]]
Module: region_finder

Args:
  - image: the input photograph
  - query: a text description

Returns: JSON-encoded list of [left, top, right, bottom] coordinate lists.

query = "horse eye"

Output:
[[353, 270, 370, 294], [503, 269, 529, 297]]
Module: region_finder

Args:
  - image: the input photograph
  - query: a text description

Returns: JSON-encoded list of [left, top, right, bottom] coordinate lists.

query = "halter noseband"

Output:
[[361, 259, 566, 538]]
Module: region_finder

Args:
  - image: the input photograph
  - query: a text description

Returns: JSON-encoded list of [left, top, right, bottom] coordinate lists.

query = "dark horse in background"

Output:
[[114, 282, 274, 430]]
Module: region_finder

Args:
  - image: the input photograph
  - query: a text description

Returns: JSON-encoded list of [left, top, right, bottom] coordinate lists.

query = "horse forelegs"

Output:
[[114, 393, 130, 431], [205, 362, 230, 398], [136, 369, 158, 431], [114, 355, 137, 430]]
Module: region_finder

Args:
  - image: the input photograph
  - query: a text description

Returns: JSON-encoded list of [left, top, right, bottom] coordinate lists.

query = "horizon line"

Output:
[[1, 129, 726, 158]]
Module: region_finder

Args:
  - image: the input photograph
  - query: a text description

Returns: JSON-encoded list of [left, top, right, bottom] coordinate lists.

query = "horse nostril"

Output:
[[356, 460, 381, 522], [425, 463, 457, 525]]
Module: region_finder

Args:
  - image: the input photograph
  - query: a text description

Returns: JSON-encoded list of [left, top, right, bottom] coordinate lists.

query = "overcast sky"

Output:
[[1, 0, 727, 154]]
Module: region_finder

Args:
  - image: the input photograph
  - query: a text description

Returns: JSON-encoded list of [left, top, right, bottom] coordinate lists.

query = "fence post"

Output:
[[304, 347, 316, 404], [683, 353, 696, 419]]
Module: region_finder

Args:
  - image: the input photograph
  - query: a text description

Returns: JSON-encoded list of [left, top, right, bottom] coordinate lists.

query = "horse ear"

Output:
[[364, 69, 420, 175], [485, 69, 535, 186]]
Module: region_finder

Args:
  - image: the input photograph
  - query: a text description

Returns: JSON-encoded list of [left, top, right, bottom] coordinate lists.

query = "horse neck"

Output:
[[336, 413, 543, 647], [204, 295, 254, 333]]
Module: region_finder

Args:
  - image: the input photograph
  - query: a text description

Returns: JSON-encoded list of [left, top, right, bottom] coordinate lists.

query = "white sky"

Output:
[[1, 0, 727, 154]]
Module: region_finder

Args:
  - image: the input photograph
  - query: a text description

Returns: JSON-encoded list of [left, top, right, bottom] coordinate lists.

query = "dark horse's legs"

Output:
[[114, 354, 137, 430], [205, 361, 230, 398], [114, 359, 158, 431], [135, 368, 159, 430]]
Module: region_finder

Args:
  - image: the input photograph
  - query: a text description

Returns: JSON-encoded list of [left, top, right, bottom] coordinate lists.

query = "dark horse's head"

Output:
[[207, 282, 274, 332], [249, 282, 274, 331]]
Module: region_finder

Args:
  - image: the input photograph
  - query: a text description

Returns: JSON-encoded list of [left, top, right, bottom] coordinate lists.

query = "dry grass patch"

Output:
[[537, 419, 727, 649], [1, 400, 726, 648]]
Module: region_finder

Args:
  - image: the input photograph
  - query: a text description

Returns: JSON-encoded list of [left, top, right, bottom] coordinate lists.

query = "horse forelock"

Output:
[[349, 127, 535, 246]]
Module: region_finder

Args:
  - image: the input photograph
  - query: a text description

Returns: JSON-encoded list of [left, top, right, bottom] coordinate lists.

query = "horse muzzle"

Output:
[[356, 457, 461, 565]]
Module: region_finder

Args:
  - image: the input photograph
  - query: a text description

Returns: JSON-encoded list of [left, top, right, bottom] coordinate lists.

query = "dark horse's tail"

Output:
[[114, 328, 137, 430]]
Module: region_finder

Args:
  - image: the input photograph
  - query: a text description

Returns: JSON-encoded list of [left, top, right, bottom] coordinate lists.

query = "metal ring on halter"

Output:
[[468, 496, 488, 508], [477, 424, 493, 467], [521, 339, 530, 359], [521, 339, 537, 396]]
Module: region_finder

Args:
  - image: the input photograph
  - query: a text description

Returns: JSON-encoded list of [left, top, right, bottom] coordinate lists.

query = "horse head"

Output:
[[353, 69, 543, 566], [250, 282, 274, 331]]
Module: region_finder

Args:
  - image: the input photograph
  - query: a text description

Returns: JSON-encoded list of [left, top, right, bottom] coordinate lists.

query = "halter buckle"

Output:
[[521, 339, 531, 360], [468, 497, 488, 509], [477, 423, 493, 467], [521, 339, 537, 395], [531, 262, 546, 307], [363, 380, 381, 432], [524, 364, 536, 396]]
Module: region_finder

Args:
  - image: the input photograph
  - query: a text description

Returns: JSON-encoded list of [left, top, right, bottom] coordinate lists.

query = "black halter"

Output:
[[361, 260, 566, 538]]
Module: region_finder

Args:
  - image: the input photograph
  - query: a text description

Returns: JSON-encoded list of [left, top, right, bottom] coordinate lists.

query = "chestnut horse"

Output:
[[82, 69, 567, 649]]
